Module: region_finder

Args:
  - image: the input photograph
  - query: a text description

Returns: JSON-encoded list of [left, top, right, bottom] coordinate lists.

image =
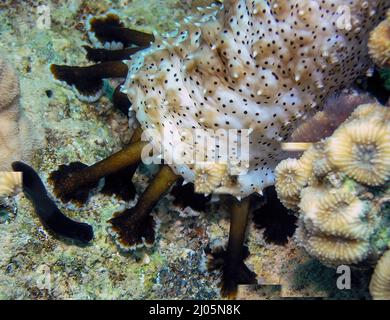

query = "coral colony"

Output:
[[0, 59, 34, 171], [1, 0, 390, 299]]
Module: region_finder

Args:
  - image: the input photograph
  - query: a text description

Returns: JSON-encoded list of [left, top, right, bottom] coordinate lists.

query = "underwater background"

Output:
[[0, 0, 388, 300]]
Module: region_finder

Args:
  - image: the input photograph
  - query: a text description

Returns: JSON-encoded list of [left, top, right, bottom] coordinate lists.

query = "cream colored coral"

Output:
[[194, 162, 227, 194], [0, 58, 35, 170], [276, 102, 390, 267], [369, 9, 390, 67], [275, 158, 308, 209], [326, 119, 390, 186], [275, 159, 307, 197], [313, 156, 333, 179], [348, 103, 390, 122], [298, 228, 371, 265], [0, 59, 19, 109], [299, 145, 320, 178], [0, 58, 22, 171], [0, 172, 22, 197], [300, 188, 373, 240], [370, 250, 390, 300]]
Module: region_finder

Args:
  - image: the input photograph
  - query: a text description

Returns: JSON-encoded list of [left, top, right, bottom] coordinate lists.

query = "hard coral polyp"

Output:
[[276, 103, 390, 267], [370, 250, 390, 300], [369, 9, 390, 68]]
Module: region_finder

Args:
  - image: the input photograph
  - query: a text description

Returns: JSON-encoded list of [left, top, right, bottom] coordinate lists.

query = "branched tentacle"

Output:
[[101, 127, 143, 200], [50, 62, 128, 102], [49, 140, 147, 205], [83, 46, 149, 63], [108, 165, 179, 249], [206, 196, 257, 298], [89, 13, 155, 47]]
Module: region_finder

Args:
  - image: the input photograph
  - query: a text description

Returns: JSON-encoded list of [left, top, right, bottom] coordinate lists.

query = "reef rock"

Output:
[[123, 0, 389, 197]]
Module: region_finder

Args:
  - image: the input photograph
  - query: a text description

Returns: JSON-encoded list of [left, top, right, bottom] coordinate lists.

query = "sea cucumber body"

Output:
[[124, 0, 389, 196]]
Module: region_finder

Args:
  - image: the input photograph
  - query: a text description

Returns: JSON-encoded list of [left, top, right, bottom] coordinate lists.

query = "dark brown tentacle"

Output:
[[89, 13, 154, 47], [253, 186, 297, 245], [112, 84, 132, 115], [206, 196, 257, 298], [108, 165, 179, 249], [170, 178, 211, 212], [49, 140, 148, 205], [227, 197, 251, 265], [83, 45, 148, 63], [50, 62, 128, 101], [50, 62, 128, 82], [101, 127, 143, 201]]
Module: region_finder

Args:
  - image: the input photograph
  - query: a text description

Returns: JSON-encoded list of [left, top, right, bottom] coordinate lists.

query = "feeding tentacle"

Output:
[[88, 13, 155, 48], [206, 196, 257, 298], [49, 139, 148, 206], [108, 165, 179, 250], [83, 46, 149, 63], [101, 127, 143, 200], [50, 62, 128, 102]]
